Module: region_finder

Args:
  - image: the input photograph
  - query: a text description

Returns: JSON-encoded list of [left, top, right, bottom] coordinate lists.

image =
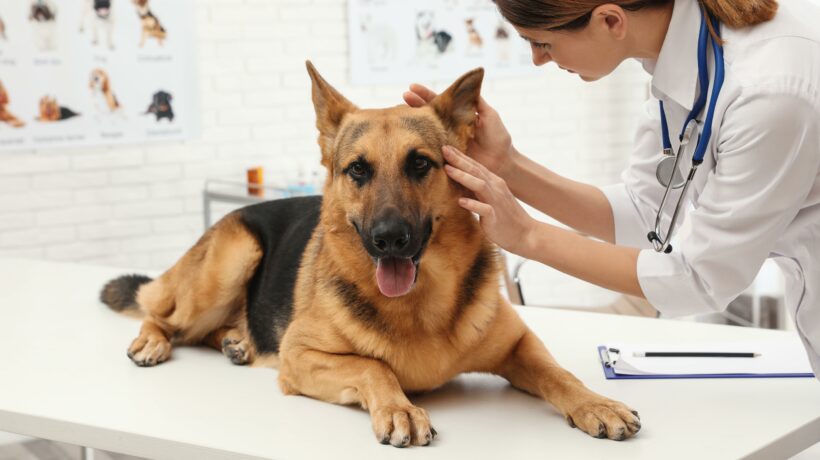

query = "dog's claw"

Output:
[[372, 404, 432, 448], [596, 423, 607, 439]]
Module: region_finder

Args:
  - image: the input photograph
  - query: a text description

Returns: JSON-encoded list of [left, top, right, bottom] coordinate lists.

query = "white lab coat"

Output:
[[601, 0, 820, 376]]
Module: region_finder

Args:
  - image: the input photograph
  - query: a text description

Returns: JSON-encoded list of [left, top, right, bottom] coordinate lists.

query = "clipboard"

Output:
[[597, 346, 815, 380]]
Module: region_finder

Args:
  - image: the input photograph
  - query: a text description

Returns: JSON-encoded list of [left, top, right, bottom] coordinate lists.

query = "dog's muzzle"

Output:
[[355, 210, 432, 298]]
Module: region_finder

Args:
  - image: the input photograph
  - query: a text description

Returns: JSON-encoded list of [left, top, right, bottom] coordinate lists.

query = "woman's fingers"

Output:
[[403, 83, 437, 107], [403, 91, 427, 107], [445, 164, 487, 195], [458, 197, 494, 217], [443, 145, 488, 179], [409, 83, 437, 103]]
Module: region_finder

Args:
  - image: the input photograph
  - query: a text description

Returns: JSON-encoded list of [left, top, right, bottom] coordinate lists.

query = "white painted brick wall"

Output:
[[0, 0, 650, 307]]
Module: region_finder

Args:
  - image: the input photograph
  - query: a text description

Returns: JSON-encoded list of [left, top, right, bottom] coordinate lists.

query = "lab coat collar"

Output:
[[641, 0, 703, 110]]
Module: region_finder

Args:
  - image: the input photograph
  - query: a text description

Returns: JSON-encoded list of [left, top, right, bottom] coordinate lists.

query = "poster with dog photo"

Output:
[[0, 0, 198, 152], [349, 0, 539, 85]]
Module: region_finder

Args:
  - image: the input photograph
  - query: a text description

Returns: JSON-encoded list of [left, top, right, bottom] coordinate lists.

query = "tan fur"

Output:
[[132, 0, 166, 47], [115, 62, 640, 446], [127, 213, 262, 365], [90, 69, 120, 111], [466, 19, 483, 47], [0, 81, 25, 128], [36, 96, 60, 122], [279, 62, 640, 445]]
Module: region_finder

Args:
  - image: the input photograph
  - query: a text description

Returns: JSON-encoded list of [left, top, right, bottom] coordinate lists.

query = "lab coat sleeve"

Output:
[[600, 97, 687, 249], [637, 91, 820, 316]]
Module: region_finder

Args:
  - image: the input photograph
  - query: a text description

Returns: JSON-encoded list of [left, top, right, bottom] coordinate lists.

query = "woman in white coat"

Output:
[[404, 0, 820, 376]]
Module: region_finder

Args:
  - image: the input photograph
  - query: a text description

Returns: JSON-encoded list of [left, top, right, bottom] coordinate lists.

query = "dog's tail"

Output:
[[100, 274, 152, 318]]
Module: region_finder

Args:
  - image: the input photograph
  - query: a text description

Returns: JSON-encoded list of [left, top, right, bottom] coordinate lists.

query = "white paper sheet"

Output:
[[605, 339, 814, 376]]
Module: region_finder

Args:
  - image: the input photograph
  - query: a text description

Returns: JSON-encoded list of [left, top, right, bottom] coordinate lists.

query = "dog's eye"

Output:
[[345, 161, 371, 184], [350, 162, 366, 177], [404, 151, 437, 181], [414, 157, 430, 171]]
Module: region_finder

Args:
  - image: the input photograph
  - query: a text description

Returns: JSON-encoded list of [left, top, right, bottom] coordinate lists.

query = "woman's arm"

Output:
[[504, 148, 617, 243], [525, 222, 643, 297], [443, 145, 644, 298]]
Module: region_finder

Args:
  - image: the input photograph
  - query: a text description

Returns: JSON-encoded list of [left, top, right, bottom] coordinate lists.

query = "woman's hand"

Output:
[[403, 84, 518, 181], [442, 145, 536, 256]]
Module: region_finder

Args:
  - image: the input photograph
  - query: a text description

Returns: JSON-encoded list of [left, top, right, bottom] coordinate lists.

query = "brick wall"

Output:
[[0, 0, 650, 306]]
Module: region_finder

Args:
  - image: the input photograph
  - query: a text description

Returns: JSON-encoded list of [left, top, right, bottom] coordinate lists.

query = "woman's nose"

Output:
[[531, 47, 552, 66]]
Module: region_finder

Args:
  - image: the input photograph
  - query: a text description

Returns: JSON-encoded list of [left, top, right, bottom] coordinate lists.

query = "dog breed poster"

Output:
[[349, 0, 538, 85], [0, 0, 198, 151]]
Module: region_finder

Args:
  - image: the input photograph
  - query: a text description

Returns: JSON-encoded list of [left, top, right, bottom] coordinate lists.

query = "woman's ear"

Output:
[[591, 4, 628, 40]]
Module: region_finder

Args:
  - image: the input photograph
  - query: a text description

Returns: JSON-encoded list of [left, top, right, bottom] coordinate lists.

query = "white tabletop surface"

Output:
[[0, 258, 818, 460]]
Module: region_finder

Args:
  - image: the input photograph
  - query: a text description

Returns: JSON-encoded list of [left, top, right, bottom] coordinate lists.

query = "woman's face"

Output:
[[513, 10, 627, 82]]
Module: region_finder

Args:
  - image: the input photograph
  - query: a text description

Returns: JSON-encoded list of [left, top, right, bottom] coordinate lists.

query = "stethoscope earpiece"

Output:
[[647, 231, 674, 254]]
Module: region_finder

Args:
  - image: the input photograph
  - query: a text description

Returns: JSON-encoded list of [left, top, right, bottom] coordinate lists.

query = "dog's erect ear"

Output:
[[306, 60, 357, 168], [429, 67, 484, 144]]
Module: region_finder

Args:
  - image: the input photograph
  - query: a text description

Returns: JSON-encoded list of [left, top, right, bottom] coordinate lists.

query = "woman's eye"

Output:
[[532, 41, 550, 49]]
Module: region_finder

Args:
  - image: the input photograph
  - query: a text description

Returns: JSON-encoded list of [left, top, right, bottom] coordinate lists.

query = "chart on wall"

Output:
[[0, 0, 199, 151], [348, 0, 539, 85]]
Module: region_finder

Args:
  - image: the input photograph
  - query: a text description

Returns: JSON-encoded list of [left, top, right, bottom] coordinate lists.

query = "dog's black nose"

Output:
[[371, 218, 411, 256]]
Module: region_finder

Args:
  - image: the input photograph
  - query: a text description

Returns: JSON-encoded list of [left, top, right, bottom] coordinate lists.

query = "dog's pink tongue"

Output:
[[376, 257, 416, 298]]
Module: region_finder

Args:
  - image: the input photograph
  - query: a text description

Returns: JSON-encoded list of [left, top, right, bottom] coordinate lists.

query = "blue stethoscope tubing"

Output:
[[648, 6, 725, 253]]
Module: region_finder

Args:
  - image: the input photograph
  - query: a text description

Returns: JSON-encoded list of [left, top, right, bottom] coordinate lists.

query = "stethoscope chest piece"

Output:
[[656, 156, 686, 189]]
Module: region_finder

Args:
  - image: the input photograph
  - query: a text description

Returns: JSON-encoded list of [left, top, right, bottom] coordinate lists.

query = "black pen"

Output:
[[632, 352, 761, 358]]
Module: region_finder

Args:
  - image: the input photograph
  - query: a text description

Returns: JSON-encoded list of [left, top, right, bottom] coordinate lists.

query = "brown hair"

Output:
[[494, 0, 778, 31]]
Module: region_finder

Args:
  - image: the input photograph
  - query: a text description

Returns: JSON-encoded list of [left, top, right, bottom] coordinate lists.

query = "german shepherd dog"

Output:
[[100, 62, 641, 447]]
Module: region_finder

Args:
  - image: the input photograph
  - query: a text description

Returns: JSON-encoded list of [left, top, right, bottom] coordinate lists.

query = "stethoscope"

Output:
[[647, 6, 725, 253]]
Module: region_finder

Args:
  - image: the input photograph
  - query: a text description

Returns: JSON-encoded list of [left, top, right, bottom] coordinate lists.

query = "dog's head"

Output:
[[148, 91, 174, 114], [307, 61, 483, 298], [89, 69, 111, 94], [152, 91, 172, 109], [38, 96, 59, 120], [415, 11, 435, 40], [30, 2, 54, 21]]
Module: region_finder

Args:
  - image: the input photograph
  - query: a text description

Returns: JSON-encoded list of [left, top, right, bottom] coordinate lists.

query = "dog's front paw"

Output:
[[565, 396, 641, 441], [127, 335, 171, 367], [371, 403, 437, 448]]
